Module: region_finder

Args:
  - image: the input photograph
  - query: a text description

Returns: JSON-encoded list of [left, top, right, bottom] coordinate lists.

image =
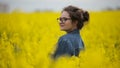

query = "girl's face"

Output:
[[58, 11, 77, 32]]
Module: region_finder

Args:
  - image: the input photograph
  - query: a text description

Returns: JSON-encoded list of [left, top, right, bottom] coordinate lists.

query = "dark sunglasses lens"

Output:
[[57, 17, 71, 23], [63, 18, 67, 21]]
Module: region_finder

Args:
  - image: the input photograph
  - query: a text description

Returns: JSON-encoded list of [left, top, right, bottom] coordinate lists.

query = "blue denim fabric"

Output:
[[53, 29, 84, 59]]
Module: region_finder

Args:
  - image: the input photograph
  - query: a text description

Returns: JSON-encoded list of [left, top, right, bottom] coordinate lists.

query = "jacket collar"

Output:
[[67, 29, 79, 34]]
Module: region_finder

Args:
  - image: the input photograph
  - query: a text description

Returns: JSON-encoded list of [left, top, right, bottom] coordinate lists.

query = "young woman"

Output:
[[52, 5, 89, 59]]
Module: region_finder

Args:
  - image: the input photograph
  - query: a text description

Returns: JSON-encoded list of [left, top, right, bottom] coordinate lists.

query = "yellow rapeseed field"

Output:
[[0, 11, 120, 68]]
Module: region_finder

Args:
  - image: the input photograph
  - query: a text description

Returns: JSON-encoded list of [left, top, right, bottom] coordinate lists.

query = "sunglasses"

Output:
[[57, 17, 71, 23]]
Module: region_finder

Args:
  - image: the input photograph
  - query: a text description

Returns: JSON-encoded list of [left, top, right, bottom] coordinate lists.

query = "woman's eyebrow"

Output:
[[60, 17, 70, 18]]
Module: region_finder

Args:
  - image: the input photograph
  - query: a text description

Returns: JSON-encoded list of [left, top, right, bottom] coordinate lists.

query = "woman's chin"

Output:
[[60, 28, 66, 31]]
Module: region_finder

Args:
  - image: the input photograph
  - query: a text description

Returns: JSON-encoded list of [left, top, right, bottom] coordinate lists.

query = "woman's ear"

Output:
[[73, 20, 78, 26]]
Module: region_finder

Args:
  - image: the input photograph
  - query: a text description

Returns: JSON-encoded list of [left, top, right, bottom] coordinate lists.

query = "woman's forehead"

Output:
[[60, 11, 70, 17]]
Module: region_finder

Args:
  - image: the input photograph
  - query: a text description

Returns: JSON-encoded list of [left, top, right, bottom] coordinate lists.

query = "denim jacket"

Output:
[[52, 29, 84, 59]]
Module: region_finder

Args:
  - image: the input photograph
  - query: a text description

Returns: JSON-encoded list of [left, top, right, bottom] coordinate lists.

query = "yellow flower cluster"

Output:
[[0, 11, 120, 68]]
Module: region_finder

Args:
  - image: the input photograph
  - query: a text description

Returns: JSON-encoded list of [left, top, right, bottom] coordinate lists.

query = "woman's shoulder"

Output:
[[59, 34, 70, 42], [58, 34, 74, 45]]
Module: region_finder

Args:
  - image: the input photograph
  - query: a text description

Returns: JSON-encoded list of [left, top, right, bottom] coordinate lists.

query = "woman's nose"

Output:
[[59, 21, 62, 24], [59, 20, 64, 24]]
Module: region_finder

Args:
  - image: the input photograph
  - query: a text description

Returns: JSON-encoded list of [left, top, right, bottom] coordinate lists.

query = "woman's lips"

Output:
[[60, 24, 64, 27]]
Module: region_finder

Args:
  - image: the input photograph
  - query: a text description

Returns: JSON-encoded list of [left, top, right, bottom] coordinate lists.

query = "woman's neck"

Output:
[[66, 27, 78, 33]]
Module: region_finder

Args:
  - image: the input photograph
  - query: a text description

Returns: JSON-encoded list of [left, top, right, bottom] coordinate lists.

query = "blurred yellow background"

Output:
[[0, 0, 120, 68], [0, 11, 120, 68]]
